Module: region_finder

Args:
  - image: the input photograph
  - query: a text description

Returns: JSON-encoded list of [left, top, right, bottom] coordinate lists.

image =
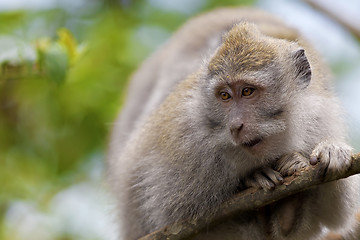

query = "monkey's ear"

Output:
[[292, 49, 311, 89]]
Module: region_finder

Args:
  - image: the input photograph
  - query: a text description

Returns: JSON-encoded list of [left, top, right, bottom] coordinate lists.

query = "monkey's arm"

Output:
[[139, 153, 360, 240]]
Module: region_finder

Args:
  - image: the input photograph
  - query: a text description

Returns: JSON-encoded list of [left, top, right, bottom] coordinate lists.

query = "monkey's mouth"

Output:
[[242, 138, 262, 148]]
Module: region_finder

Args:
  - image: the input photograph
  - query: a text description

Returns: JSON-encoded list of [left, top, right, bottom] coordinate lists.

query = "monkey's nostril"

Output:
[[230, 124, 244, 139]]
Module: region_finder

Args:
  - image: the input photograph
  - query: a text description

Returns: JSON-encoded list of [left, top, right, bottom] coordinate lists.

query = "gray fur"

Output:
[[107, 8, 360, 240]]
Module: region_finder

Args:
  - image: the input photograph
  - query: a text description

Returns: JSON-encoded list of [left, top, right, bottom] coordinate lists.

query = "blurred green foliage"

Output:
[[0, 0, 254, 239]]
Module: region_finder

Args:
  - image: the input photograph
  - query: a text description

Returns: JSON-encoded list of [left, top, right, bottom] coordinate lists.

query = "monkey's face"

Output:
[[204, 71, 289, 157], [202, 23, 312, 158]]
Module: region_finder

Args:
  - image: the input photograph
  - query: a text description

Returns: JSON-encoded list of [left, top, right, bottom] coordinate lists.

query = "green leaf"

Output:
[[43, 43, 69, 84]]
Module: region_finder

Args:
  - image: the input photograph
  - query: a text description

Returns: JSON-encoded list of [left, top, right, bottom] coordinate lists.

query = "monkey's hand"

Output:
[[275, 152, 310, 177], [244, 167, 283, 191], [310, 140, 353, 179]]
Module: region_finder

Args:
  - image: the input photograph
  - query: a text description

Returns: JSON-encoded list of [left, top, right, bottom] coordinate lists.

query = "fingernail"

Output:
[[310, 156, 318, 165]]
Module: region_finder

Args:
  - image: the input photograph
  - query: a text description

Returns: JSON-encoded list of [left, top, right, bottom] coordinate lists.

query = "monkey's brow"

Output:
[[230, 77, 267, 88], [212, 81, 230, 93], [225, 80, 231, 88]]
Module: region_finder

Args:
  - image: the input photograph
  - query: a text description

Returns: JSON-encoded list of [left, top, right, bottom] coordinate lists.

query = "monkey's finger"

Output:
[[276, 153, 310, 176], [316, 159, 329, 180], [310, 142, 330, 166], [310, 149, 324, 166], [262, 168, 283, 185], [310, 151, 321, 165], [310, 151, 328, 179], [244, 177, 262, 189], [254, 172, 275, 191], [309, 155, 319, 165]]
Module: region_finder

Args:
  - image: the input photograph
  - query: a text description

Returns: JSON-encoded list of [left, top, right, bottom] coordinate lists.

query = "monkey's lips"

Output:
[[242, 138, 263, 148]]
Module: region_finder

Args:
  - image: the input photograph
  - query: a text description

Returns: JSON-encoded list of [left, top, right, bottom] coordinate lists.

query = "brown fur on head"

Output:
[[209, 23, 276, 76], [208, 23, 311, 87]]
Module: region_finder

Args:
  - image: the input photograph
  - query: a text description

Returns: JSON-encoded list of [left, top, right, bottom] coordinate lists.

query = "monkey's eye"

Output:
[[241, 87, 255, 97], [219, 91, 232, 101]]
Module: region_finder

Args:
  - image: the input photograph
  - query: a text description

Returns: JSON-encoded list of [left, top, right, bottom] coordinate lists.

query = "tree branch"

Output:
[[139, 153, 360, 240], [304, 0, 360, 39]]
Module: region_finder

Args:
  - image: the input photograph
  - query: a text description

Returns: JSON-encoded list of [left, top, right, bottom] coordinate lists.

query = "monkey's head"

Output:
[[201, 22, 312, 159]]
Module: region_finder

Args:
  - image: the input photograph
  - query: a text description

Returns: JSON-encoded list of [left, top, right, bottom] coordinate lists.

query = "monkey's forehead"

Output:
[[208, 23, 283, 76]]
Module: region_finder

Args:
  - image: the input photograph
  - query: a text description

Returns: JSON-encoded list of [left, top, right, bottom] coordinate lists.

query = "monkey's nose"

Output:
[[230, 124, 244, 141]]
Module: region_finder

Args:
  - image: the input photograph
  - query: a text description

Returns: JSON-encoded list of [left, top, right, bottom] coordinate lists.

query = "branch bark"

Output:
[[139, 153, 360, 240]]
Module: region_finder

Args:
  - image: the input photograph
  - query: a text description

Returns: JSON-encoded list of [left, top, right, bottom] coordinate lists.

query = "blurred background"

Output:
[[0, 0, 359, 239]]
